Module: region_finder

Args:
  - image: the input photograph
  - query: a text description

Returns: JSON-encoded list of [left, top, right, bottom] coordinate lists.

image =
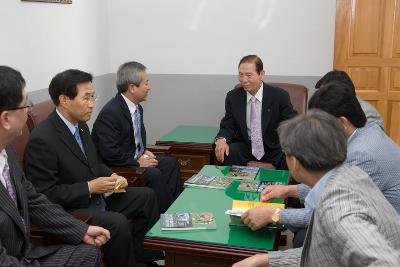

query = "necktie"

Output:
[[74, 126, 86, 156], [2, 159, 26, 231], [2, 160, 17, 205], [250, 96, 265, 160], [134, 108, 144, 157]]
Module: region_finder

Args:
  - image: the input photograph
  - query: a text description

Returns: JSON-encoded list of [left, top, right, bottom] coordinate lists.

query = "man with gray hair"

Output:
[[233, 109, 400, 267], [92, 61, 181, 213], [241, 81, 400, 248]]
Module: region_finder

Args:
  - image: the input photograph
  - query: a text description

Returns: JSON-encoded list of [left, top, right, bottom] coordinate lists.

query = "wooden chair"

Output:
[[246, 82, 308, 170]]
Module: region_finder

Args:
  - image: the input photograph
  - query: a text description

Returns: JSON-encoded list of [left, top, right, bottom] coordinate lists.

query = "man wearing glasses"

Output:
[[0, 66, 110, 266], [23, 69, 160, 267]]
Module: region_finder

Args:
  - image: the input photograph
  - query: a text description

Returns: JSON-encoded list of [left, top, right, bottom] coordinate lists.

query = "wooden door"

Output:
[[334, 0, 400, 143]]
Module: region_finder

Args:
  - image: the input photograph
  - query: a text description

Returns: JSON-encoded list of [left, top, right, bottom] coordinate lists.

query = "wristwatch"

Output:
[[214, 137, 226, 144], [271, 208, 281, 224]]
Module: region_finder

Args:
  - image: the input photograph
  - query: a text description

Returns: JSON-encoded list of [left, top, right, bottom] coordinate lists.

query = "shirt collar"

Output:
[[121, 93, 138, 115], [304, 168, 336, 210], [347, 128, 358, 143], [247, 82, 263, 103], [56, 109, 78, 136]]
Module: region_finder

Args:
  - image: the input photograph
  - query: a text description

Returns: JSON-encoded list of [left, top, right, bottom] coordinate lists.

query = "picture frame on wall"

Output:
[[21, 0, 72, 3]]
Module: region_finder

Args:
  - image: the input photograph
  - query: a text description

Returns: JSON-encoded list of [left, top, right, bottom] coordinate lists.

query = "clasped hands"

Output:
[[88, 175, 128, 194], [138, 150, 158, 167]]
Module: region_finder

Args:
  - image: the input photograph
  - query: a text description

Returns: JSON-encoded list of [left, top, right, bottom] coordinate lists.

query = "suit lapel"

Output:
[[50, 111, 88, 165], [0, 149, 28, 236], [116, 93, 134, 129], [237, 89, 249, 141], [261, 83, 273, 134], [300, 212, 314, 266]]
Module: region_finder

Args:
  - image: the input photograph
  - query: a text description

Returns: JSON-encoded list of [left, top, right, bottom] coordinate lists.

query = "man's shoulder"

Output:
[[97, 95, 122, 118], [29, 115, 54, 138]]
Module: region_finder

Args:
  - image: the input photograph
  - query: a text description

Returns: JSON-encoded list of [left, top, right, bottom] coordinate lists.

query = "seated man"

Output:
[[234, 110, 400, 267], [23, 69, 160, 267], [214, 55, 297, 169], [92, 61, 181, 213], [243, 81, 400, 248], [0, 66, 109, 266], [315, 70, 384, 128]]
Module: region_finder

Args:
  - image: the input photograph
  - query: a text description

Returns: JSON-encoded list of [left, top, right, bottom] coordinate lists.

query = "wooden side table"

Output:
[[156, 125, 219, 182]]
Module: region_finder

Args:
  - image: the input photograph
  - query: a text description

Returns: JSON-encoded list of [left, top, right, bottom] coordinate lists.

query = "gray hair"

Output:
[[116, 61, 147, 93], [278, 109, 347, 171]]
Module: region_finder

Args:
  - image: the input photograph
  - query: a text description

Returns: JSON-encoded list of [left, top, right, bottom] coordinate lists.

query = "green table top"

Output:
[[146, 187, 277, 250], [145, 165, 290, 251], [158, 125, 219, 144], [197, 165, 289, 203]]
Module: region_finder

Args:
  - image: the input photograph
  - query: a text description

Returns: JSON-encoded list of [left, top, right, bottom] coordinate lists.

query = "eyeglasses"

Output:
[[81, 95, 98, 104], [0, 101, 34, 112]]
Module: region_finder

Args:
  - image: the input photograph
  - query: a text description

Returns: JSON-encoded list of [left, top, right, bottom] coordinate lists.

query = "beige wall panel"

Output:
[[391, 67, 400, 91], [347, 67, 381, 92], [387, 101, 400, 143], [393, 0, 400, 57], [350, 0, 384, 56]]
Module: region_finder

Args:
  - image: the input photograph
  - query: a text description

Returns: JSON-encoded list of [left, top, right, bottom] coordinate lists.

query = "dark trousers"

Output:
[[38, 244, 102, 267], [74, 187, 159, 267], [223, 142, 288, 170], [145, 156, 182, 213]]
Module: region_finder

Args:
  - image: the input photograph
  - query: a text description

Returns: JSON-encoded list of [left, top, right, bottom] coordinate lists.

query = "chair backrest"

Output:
[[10, 99, 54, 167], [10, 112, 34, 166], [234, 82, 308, 114], [29, 99, 55, 131], [267, 82, 308, 114]]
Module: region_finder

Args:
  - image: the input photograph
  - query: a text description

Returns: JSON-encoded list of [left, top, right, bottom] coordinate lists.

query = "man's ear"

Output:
[[339, 116, 350, 130], [0, 111, 11, 131], [128, 84, 136, 94], [59, 95, 69, 107]]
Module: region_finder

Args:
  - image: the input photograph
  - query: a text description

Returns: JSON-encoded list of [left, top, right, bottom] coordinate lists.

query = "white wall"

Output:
[[0, 0, 109, 92], [108, 0, 336, 76]]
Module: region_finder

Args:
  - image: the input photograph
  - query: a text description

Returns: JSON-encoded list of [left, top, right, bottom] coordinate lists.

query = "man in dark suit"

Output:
[[92, 61, 181, 213], [215, 55, 297, 169], [23, 69, 160, 266], [0, 66, 110, 266]]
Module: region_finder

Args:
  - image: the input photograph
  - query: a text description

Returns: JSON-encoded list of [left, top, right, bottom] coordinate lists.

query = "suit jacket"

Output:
[[92, 93, 146, 168], [1, 146, 88, 266], [23, 111, 113, 211], [216, 82, 297, 163], [268, 164, 400, 267]]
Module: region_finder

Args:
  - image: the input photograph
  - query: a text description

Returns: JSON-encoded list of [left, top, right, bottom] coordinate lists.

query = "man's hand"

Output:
[[232, 253, 269, 267], [241, 207, 277, 231], [83, 225, 110, 248], [260, 185, 298, 202], [88, 176, 118, 194], [144, 150, 156, 158], [137, 152, 158, 167], [111, 174, 128, 191], [215, 138, 229, 163]]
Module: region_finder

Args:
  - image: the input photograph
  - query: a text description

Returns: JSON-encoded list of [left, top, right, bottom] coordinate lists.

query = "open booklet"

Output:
[[184, 174, 235, 190], [225, 165, 260, 180], [225, 200, 285, 229], [160, 212, 217, 231]]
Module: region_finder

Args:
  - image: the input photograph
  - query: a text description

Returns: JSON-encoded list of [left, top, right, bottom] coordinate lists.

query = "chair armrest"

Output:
[[146, 145, 171, 156], [30, 212, 92, 246], [111, 166, 147, 187]]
